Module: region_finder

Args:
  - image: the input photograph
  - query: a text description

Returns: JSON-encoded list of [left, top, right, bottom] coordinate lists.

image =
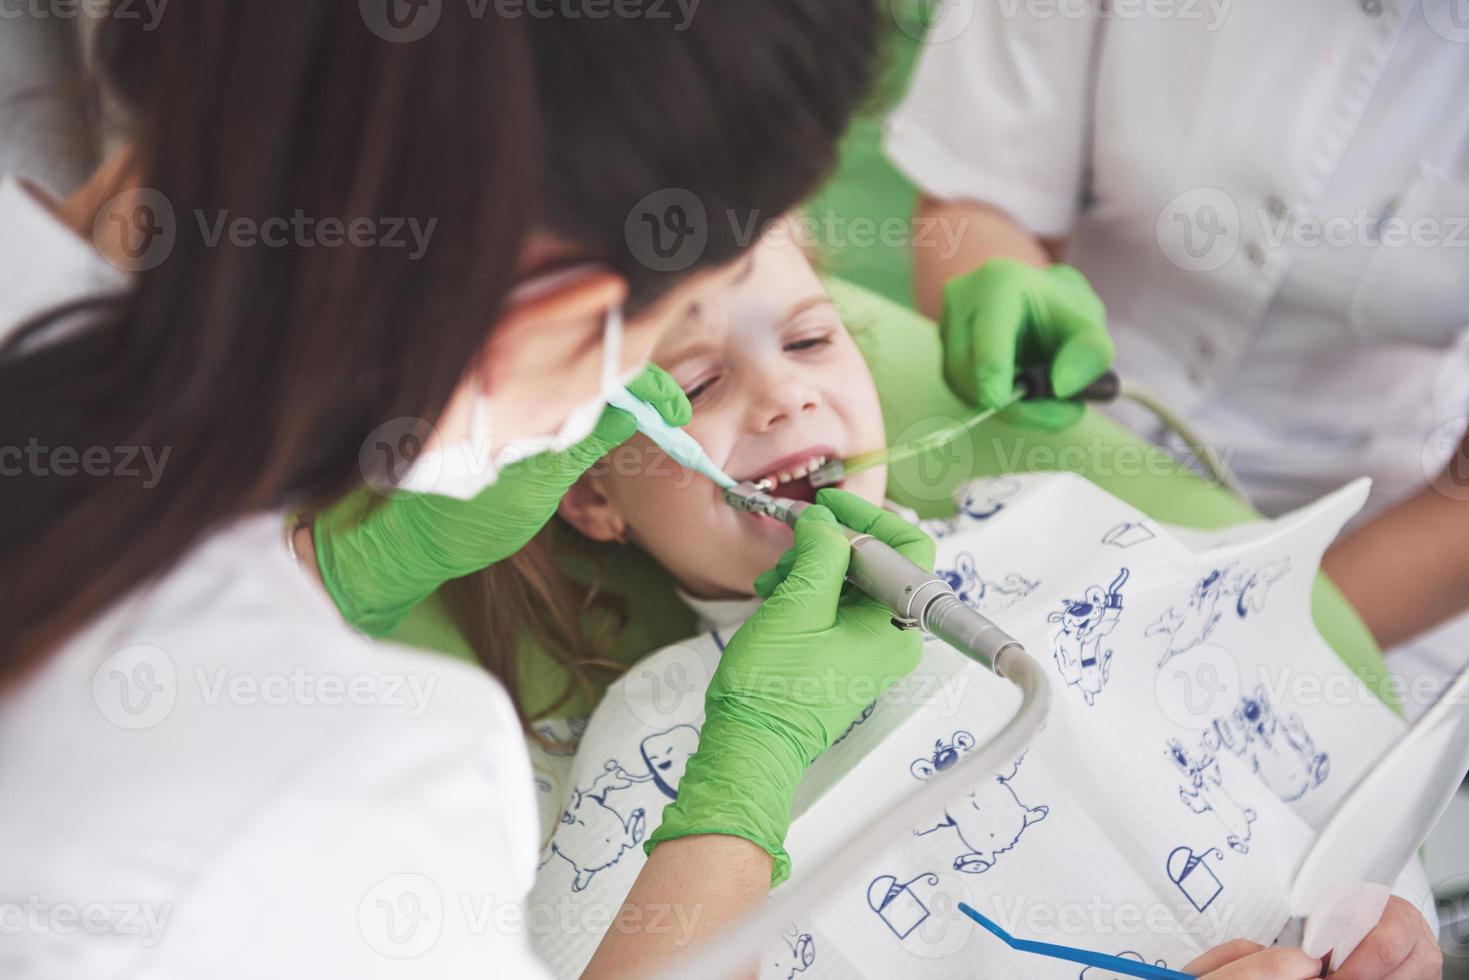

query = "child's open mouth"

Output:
[[745, 450, 835, 506]]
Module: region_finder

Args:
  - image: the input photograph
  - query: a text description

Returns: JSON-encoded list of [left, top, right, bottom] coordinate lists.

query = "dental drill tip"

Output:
[[807, 460, 845, 489]]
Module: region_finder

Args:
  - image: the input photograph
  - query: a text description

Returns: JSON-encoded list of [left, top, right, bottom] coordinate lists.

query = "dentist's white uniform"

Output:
[[886, 0, 1469, 682], [0, 179, 552, 978]]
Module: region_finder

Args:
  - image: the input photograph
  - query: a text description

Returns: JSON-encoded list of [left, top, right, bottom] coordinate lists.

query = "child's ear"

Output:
[[558, 473, 627, 544]]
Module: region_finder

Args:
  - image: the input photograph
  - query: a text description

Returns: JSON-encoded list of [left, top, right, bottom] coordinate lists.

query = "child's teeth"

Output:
[[790, 465, 809, 480], [755, 477, 774, 491]]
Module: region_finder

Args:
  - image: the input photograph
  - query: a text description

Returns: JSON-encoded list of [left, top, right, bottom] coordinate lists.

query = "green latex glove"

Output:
[[940, 258, 1114, 430], [313, 364, 691, 636], [647, 489, 935, 884]]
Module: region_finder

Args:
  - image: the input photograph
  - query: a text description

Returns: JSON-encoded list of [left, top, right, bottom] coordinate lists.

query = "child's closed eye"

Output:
[[683, 374, 720, 404]]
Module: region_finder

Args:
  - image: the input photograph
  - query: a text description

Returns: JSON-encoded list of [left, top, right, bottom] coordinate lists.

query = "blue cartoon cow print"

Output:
[[1148, 560, 1290, 667], [1048, 568, 1129, 706], [935, 552, 1038, 615], [1167, 738, 1257, 854], [913, 754, 1049, 874], [546, 725, 700, 891], [1204, 686, 1329, 802]]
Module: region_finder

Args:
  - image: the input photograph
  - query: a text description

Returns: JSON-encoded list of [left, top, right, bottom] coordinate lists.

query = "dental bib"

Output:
[[524, 472, 1435, 979]]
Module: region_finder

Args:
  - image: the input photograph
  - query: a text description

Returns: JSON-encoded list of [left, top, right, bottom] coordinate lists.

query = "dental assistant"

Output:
[[0, 4, 921, 977], [888, 0, 1469, 697]]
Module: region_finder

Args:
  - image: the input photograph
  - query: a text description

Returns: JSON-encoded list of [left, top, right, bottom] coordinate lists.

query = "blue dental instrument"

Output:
[[958, 903, 1195, 980], [606, 385, 735, 489]]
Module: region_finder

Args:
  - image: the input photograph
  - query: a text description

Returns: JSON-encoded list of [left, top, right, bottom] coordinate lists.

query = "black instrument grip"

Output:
[[1014, 364, 1121, 403]]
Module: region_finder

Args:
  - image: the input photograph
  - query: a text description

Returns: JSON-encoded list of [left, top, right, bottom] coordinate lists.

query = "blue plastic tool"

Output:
[[605, 385, 735, 488], [958, 902, 1194, 979]]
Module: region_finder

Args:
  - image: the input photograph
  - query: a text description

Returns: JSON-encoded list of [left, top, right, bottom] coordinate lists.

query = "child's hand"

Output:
[[1325, 896, 1441, 978], [1185, 939, 1323, 979]]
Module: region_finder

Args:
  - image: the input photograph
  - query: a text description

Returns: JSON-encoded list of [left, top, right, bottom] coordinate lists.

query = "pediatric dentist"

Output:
[[0, 4, 933, 977], [885, 4, 1457, 975], [889, 3, 1469, 708]]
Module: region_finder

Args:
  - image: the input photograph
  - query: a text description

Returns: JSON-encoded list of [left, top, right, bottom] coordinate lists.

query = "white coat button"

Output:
[[1188, 365, 1206, 386], [1265, 195, 1288, 220], [1245, 242, 1266, 267], [1196, 336, 1216, 360], [1360, 0, 1383, 16]]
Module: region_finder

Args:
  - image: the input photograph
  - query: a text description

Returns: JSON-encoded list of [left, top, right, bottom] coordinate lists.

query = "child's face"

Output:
[[560, 228, 888, 598]]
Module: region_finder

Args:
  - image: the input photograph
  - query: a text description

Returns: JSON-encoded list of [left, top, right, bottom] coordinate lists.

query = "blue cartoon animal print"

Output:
[[937, 552, 1038, 615], [1167, 738, 1257, 854], [548, 761, 649, 891], [957, 477, 1020, 521], [1149, 561, 1290, 666], [1079, 951, 1174, 979], [1204, 686, 1329, 802], [1048, 569, 1129, 706], [546, 725, 700, 891], [1232, 559, 1289, 617], [913, 756, 1049, 874], [921, 477, 1022, 539], [910, 731, 976, 780], [767, 924, 815, 979]]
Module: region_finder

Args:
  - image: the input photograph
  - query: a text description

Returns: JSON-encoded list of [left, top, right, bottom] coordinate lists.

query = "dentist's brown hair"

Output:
[[0, 1, 881, 679]]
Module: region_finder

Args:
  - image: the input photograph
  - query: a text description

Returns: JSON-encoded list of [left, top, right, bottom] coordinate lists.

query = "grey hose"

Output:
[[649, 646, 1051, 980], [1119, 379, 1252, 503]]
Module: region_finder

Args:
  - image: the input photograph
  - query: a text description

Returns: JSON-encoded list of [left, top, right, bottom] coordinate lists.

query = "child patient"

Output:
[[483, 224, 1438, 978]]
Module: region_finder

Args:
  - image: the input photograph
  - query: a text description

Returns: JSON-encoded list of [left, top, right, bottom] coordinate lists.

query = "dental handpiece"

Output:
[[724, 481, 1023, 668]]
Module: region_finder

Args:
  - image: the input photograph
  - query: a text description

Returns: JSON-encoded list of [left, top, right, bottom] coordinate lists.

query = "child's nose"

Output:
[[747, 370, 820, 432]]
